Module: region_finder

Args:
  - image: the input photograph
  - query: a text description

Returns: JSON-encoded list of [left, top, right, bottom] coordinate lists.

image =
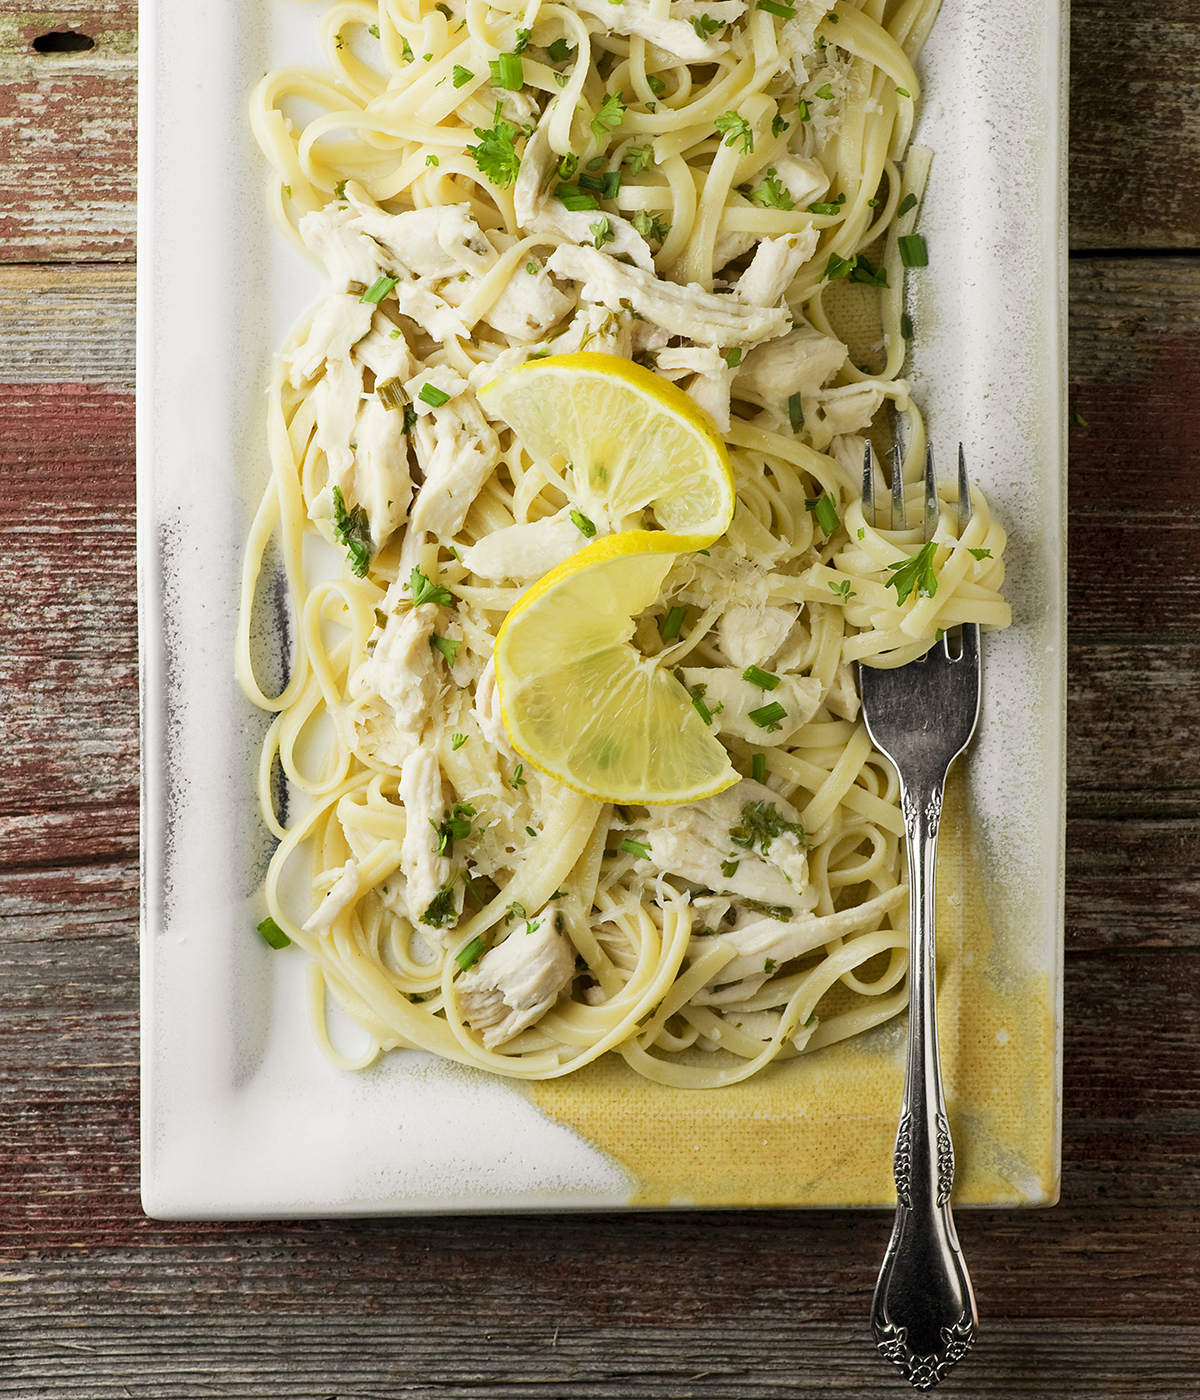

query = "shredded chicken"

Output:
[[456, 911, 576, 1048], [302, 859, 361, 936], [399, 749, 460, 935], [570, 0, 745, 61], [678, 666, 822, 745], [642, 779, 815, 907], [460, 508, 588, 581], [408, 387, 501, 538], [546, 243, 790, 347], [349, 602, 444, 765]]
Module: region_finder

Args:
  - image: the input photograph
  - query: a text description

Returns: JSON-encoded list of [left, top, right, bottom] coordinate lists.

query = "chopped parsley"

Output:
[[256, 916, 290, 949], [714, 110, 754, 153], [764, 958, 777, 974], [451, 732, 467, 750], [624, 144, 653, 174], [468, 105, 523, 188], [547, 37, 574, 63], [730, 800, 810, 857], [429, 801, 476, 856], [748, 169, 795, 210], [331, 485, 372, 577], [589, 215, 616, 248], [690, 13, 725, 38], [556, 182, 600, 211], [969, 547, 993, 561], [423, 881, 461, 930], [368, 23, 380, 38], [632, 210, 671, 244], [823, 251, 857, 281], [725, 347, 743, 368], [513, 26, 531, 52], [721, 859, 740, 878], [828, 578, 856, 602], [509, 763, 526, 787], [505, 901, 527, 923], [431, 634, 461, 665], [647, 74, 666, 97], [886, 540, 939, 604], [409, 566, 452, 606], [591, 91, 626, 142], [426, 154, 439, 167], [815, 82, 834, 100]]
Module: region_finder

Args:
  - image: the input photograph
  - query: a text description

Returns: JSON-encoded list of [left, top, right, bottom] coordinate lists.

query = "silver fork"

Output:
[[859, 442, 980, 1391]]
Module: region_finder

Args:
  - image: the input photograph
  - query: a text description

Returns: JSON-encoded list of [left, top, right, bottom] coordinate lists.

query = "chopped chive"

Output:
[[360, 275, 399, 304], [896, 192, 918, 217], [743, 664, 780, 691], [377, 376, 409, 412], [425, 154, 439, 167], [898, 234, 928, 267], [418, 383, 451, 407], [455, 935, 486, 970], [453, 63, 474, 87], [570, 509, 597, 537], [900, 311, 914, 340], [257, 916, 290, 949], [788, 393, 804, 430], [757, 0, 796, 15], [691, 690, 714, 726], [647, 74, 665, 96], [490, 52, 524, 89], [805, 492, 840, 536], [622, 838, 651, 860], [721, 859, 740, 878], [368, 23, 380, 37], [525, 825, 538, 838], [896, 86, 911, 98], [751, 752, 766, 783], [660, 605, 686, 640], [749, 701, 788, 732], [725, 347, 743, 368]]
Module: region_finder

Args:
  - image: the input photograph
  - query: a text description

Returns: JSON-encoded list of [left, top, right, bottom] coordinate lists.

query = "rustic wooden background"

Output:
[[1, 0, 1197, 1395]]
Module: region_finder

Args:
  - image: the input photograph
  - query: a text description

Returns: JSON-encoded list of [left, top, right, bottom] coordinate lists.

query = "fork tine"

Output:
[[923, 442, 937, 542], [862, 441, 875, 528], [891, 445, 904, 532], [958, 443, 972, 532]]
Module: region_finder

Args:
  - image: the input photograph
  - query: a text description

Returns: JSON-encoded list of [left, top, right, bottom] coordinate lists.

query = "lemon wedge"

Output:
[[494, 533, 739, 804], [477, 352, 735, 544]]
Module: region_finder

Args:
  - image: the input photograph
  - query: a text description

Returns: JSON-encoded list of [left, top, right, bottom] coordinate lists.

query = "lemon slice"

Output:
[[494, 532, 739, 804], [477, 352, 735, 544]]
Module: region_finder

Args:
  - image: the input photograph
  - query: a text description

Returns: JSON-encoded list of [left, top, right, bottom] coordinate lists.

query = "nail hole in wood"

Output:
[[33, 31, 96, 53]]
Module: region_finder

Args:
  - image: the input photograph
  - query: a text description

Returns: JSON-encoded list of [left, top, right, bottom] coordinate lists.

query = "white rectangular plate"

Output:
[[138, 0, 1067, 1217]]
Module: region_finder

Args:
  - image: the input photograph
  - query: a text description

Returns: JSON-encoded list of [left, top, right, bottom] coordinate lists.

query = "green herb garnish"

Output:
[[331, 485, 372, 577], [886, 540, 939, 604], [257, 917, 290, 949]]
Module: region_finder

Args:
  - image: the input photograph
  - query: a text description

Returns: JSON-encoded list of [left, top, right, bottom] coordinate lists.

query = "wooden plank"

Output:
[[1067, 818, 1200, 948], [0, 1317, 1195, 1399], [1070, 1, 1200, 250], [0, 264, 136, 384], [0, 3, 138, 262]]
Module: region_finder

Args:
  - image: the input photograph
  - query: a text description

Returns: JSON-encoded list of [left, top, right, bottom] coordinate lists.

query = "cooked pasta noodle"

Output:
[[239, 0, 1010, 1087]]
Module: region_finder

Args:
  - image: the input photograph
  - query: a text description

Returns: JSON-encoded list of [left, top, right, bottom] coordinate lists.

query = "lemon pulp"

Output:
[[477, 352, 735, 544], [494, 534, 739, 804]]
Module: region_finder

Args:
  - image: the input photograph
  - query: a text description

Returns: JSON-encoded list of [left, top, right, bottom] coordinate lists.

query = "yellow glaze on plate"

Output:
[[527, 770, 1058, 1207]]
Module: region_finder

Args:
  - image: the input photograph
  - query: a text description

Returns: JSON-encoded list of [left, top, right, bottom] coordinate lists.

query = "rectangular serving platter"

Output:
[[138, 0, 1067, 1217]]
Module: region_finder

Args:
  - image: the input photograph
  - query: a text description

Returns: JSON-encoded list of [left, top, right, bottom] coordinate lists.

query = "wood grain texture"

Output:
[[1070, 0, 1200, 251], [4, 3, 1200, 1390], [0, 3, 138, 262]]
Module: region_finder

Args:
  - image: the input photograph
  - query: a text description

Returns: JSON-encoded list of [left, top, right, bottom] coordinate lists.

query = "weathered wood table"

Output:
[[2, 1, 1197, 1394]]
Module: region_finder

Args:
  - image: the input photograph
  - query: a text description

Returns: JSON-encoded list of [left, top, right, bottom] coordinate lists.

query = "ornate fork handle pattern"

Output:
[[869, 757, 977, 1389]]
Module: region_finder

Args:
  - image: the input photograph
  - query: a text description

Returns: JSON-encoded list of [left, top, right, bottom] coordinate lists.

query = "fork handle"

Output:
[[870, 768, 977, 1390]]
